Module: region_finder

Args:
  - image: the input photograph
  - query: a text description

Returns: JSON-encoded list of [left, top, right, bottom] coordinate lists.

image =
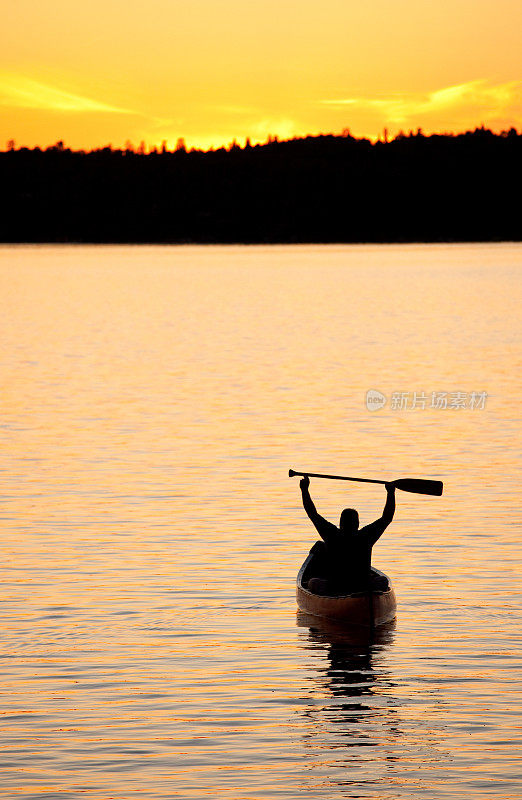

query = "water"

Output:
[[1, 243, 521, 799]]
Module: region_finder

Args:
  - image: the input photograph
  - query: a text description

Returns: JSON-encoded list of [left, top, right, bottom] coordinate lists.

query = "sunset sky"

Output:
[[2, 0, 521, 150]]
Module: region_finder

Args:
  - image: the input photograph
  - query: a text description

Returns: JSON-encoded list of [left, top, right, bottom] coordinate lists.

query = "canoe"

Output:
[[296, 544, 397, 626]]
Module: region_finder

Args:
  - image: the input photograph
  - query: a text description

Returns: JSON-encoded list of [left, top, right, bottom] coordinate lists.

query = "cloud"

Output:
[[0, 73, 133, 114], [321, 80, 522, 126], [165, 114, 297, 151], [250, 117, 296, 141]]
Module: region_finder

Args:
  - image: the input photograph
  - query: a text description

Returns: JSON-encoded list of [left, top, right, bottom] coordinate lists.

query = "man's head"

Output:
[[339, 508, 359, 533]]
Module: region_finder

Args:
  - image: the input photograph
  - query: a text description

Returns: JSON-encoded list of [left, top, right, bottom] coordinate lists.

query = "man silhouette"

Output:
[[299, 475, 396, 595]]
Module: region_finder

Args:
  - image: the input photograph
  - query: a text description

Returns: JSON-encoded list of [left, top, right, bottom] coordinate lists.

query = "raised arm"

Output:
[[361, 482, 396, 546], [381, 482, 396, 525], [300, 476, 337, 542]]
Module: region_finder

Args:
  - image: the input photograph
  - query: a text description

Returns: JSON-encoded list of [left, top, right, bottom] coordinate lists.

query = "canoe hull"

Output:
[[296, 547, 397, 626]]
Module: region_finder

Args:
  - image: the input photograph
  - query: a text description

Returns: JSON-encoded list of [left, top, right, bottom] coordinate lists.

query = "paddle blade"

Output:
[[394, 478, 443, 496]]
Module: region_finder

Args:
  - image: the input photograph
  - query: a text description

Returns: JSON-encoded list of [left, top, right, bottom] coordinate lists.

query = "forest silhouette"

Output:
[[1, 127, 520, 243]]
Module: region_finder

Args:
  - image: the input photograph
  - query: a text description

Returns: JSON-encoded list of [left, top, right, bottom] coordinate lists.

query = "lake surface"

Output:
[[1, 243, 521, 799]]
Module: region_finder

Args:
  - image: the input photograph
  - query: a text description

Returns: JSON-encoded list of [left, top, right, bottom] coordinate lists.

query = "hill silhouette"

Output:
[[1, 128, 520, 243]]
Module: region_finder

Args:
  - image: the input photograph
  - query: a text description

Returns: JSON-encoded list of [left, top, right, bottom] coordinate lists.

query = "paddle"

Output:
[[289, 469, 443, 496]]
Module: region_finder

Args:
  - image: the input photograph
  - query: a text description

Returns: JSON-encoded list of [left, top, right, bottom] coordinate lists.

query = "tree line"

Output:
[[1, 127, 520, 243]]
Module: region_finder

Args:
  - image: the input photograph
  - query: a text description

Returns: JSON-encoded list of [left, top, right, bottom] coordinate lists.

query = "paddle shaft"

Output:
[[289, 469, 443, 496], [289, 470, 385, 485]]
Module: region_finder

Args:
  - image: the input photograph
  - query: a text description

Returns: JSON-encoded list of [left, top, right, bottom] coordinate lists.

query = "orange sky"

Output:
[[2, 0, 521, 150]]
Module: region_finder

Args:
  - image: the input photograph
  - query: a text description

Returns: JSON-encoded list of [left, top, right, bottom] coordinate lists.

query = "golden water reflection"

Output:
[[1, 244, 522, 799]]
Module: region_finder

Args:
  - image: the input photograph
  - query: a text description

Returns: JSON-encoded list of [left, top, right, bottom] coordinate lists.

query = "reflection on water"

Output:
[[298, 613, 396, 732], [297, 614, 450, 798], [298, 616, 399, 790], [1, 243, 522, 799]]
